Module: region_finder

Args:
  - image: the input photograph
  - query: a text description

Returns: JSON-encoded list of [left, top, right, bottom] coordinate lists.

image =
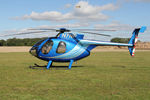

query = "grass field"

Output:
[[0, 51, 150, 100]]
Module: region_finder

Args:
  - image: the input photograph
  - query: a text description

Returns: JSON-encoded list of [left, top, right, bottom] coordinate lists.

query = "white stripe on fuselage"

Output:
[[45, 43, 87, 59], [80, 40, 133, 47]]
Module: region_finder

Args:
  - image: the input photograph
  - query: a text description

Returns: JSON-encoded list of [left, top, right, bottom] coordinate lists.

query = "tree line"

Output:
[[0, 37, 48, 46], [110, 38, 130, 43], [0, 37, 138, 46]]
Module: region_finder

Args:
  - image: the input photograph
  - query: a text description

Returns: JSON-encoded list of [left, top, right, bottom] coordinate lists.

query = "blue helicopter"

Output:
[[28, 26, 146, 69]]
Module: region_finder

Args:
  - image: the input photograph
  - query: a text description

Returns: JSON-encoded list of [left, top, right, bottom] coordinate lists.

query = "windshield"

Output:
[[41, 40, 53, 54]]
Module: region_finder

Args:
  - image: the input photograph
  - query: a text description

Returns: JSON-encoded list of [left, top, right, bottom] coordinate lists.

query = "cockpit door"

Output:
[[56, 41, 66, 54]]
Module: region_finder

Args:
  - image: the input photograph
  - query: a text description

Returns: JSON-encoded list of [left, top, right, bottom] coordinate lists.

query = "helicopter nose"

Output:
[[29, 46, 38, 57]]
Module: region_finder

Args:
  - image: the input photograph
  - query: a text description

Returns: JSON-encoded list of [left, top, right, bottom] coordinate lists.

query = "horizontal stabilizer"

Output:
[[139, 26, 146, 33]]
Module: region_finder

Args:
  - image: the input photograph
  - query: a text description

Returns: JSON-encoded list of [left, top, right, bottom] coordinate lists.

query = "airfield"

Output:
[[0, 47, 150, 100]]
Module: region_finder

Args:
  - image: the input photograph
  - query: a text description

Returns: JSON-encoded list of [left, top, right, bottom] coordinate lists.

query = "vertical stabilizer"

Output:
[[128, 26, 146, 56]]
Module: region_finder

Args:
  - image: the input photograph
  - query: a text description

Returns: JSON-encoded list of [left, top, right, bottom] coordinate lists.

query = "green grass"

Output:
[[0, 51, 150, 100]]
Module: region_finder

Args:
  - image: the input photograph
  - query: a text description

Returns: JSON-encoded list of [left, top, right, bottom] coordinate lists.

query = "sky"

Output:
[[0, 0, 150, 41]]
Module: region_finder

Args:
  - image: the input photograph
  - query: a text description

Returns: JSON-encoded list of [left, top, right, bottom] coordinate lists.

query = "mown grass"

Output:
[[0, 51, 150, 100]]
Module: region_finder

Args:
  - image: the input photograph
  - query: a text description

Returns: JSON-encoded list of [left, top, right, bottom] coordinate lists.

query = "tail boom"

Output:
[[79, 26, 146, 56]]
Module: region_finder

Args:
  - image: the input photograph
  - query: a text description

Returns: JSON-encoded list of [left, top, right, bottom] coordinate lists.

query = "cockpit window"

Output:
[[56, 41, 66, 54], [42, 40, 53, 54]]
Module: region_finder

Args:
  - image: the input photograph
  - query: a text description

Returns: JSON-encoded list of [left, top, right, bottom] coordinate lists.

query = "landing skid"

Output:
[[29, 60, 74, 70]]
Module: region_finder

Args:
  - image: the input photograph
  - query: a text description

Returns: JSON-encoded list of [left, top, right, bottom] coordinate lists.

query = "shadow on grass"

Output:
[[112, 65, 126, 68], [29, 63, 83, 70]]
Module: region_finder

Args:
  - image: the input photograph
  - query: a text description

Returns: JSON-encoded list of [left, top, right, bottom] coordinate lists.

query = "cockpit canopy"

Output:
[[41, 40, 53, 54], [30, 38, 68, 57]]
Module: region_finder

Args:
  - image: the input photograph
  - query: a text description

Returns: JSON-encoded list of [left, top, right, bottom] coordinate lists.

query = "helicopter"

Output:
[[28, 26, 146, 69], [0, 26, 146, 69]]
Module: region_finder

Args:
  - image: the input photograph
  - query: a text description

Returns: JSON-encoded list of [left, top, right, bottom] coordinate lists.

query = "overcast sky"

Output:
[[0, 0, 150, 41]]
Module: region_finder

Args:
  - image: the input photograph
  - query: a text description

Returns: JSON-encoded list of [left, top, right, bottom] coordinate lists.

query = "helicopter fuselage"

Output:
[[30, 36, 90, 62]]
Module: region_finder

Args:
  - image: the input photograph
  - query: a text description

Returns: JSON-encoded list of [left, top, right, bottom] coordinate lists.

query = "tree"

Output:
[[111, 38, 130, 43], [0, 37, 48, 46], [0, 40, 5, 46]]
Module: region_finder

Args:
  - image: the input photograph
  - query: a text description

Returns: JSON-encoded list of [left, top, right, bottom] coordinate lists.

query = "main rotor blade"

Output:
[[0, 28, 112, 38], [77, 31, 111, 37], [0, 31, 50, 37], [28, 28, 57, 31], [72, 29, 116, 32], [28, 28, 116, 32]]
